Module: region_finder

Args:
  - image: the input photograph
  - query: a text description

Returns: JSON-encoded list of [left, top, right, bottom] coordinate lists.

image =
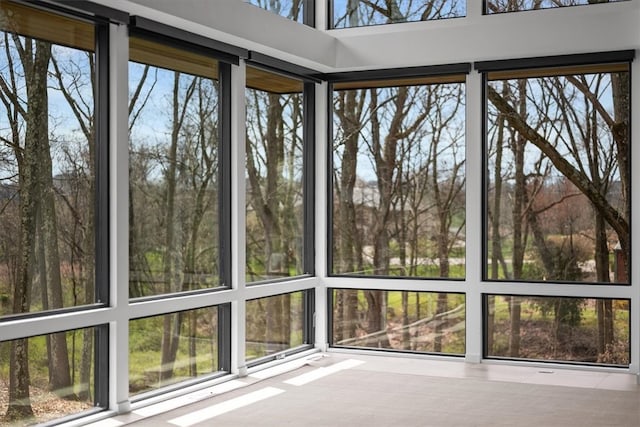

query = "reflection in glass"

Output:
[[0, 2, 96, 317], [129, 307, 220, 395], [128, 38, 221, 298], [246, 291, 306, 361], [332, 289, 465, 354], [247, 0, 304, 22], [486, 0, 626, 14], [486, 295, 629, 365], [486, 65, 630, 284], [0, 328, 99, 424], [332, 0, 465, 28], [0, 3, 98, 422], [332, 80, 466, 278], [245, 67, 305, 282]]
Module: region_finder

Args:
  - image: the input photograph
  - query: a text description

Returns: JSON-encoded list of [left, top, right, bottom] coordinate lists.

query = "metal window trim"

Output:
[[218, 303, 232, 372], [474, 50, 636, 73], [326, 287, 334, 346], [325, 83, 335, 277], [94, 21, 110, 410], [480, 72, 491, 283], [325, 63, 472, 84], [303, 0, 315, 27], [327, 0, 335, 29], [219, 62, 233, 289], [8, 0, 128, 25], [246, 51, 324, 83], [94, 323, 109, 408], [303, 81, 316, 276], [45, 0, 130, 23], [95, 21, 110, 307], [304, 288, 316, 345]]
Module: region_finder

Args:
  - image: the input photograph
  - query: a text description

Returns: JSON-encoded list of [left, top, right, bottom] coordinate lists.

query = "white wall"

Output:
[[333, 1, 640, 69], [117, 0, 639, 72], [111, 0, 337, 71]]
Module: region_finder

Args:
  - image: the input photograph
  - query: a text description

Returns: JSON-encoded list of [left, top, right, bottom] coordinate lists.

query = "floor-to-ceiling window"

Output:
[[126, 22, 238, 398], [479, 51, 633, 365], [327, 67, 469, 354], [244, 59, 316, 364], [0, 1, 110, 423], [0, 0, 637, 425]]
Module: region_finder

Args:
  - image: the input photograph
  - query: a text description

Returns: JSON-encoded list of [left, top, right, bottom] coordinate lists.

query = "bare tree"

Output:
[[1, 35, 56, 418], [332, 88, 365, 342], [335, 0, 462, 27]]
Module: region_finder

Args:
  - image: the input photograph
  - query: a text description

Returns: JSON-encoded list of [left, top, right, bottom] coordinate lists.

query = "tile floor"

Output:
[[86, 352, 640, 427]]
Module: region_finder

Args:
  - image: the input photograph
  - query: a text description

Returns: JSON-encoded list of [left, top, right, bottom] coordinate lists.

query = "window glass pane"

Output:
[[246, 0, 305, 22], [332, 80, 466, 278], [246, 291, 306, 361], [0, 2, 97, 318], [332, 289, 465, 354], [245, 67, 305, 283], [487, 0, 627, 14], [1, 327, 101, 424], [486, 295, 629, 365], [128, 37, 221, 298], [485, 64, 630, 284], [332, 0, 465, 28], [129, 307, 220, 395]]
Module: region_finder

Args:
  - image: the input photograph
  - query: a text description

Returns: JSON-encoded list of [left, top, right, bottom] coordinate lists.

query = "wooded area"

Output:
[[0, 0, 632, 424], [0, 3, 97, 420]]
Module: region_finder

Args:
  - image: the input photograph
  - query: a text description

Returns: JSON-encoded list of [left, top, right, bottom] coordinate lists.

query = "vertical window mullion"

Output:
[[326, 83, 335, 276], [94, 19, 111, 408], [219, 62, 233, 288], [94, 324, 110, 407], [95, 21, 110, 306], [304, 0, 316, 27], [303, 81, 316, 276], [218, 302, 232, 372], [304, 289, 316, 345]]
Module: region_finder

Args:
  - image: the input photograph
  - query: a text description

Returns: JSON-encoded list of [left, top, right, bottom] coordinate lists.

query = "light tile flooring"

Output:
[[88, 353, 640, 427]]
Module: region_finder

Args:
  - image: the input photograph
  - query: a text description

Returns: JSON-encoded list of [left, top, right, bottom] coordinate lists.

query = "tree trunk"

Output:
[[334, 90, 363, 340], [433, 293, 448, 352], [265, 93, 284, 274], [506, 82, 527, 357], [595, 213, 614, 355], [610, 71, 629, 272], [160, 73, 182, 381], [39, 66, 73, 397], [508, 296, 521, 357], [7, 37, 55, 419], [335, 90, 360, 274], [511, 82, 527, 280], [189, 311, 197, 377], [365, 290, 388, 347], [487, 85, 629, 253], [401, 292, 410, 349], [160, 73, 197, 381]]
